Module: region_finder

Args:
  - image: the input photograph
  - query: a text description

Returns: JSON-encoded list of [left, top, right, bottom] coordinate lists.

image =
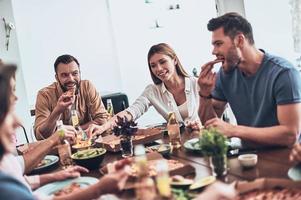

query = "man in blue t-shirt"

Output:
[[198, 12, 301, 146]]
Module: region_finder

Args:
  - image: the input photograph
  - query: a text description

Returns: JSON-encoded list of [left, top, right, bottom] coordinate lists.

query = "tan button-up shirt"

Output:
[[34, 80, 107, 137]]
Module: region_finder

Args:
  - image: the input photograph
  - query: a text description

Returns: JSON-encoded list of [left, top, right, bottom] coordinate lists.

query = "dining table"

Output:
[[45, 127, 295, 199]]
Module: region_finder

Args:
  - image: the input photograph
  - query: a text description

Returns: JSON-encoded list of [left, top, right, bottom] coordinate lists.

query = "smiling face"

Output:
[[0, 109, 20, 154], [211, 27, 241, 73], [149, 53, 178, 83], [0, 75, 20, 156], [55, 61, 81, 93]]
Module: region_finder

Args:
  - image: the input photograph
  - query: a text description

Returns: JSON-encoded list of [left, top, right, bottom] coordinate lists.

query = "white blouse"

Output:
[[126, 76, 200, 123]]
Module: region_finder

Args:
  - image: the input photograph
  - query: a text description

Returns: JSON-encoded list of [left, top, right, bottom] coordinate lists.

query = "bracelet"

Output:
[[198, 91, 212, 99]]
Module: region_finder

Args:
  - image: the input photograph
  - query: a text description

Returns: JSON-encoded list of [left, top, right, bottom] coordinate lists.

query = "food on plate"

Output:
[[234, 188, 301, 200], [171, 175, 185, 182], [130, 159, 184, 177], [53, 182, 81, 196], [72, 148, 105, 159], [189, 176, 216, 190], [36, 158, 52, 168], [146, 144, 170, 155], [72, 139, 92, 150]]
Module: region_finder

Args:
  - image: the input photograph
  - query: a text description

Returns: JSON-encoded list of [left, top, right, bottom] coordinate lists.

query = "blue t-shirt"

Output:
[[212, 51, 301, 127], [0, 171, 34, 200]]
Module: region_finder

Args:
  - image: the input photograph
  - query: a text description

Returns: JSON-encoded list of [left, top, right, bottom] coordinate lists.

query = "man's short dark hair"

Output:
[[54, 54, 80, 73], [207, 12, 254, 45]]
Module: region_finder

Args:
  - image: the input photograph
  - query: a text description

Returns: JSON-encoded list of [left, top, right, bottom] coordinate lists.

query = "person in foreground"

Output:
[[0, 63, 130, 200], [88, 43, 202, 136], [198, 12, 301, 146], [34, 54, 108, 140]]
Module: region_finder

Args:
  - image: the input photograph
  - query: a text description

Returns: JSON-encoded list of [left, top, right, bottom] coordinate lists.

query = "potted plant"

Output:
[[113, 116, 138, 157], [198, 128, 229, 177]]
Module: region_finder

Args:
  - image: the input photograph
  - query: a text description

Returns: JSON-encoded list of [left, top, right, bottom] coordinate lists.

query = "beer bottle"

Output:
[[167, 101, 181, 149], [56, 120, 72, 168], [106, 99, 114, 118], [134, 145, 156, 200], [156, 159, 171, 198]]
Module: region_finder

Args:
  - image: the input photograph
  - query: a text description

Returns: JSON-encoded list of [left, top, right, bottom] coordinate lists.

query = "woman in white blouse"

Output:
[[88, 43, 201, 136]]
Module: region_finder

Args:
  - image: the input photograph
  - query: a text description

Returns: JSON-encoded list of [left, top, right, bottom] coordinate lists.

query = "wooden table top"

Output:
[[50, 129, 295, 198]]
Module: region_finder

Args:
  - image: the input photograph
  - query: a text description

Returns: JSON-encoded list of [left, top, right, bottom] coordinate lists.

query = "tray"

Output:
[[235, 178, 301, 198], [96, 128, 163, 152]]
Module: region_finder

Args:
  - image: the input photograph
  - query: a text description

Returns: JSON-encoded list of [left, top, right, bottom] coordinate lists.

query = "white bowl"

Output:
[[238, 154, 258, 168]]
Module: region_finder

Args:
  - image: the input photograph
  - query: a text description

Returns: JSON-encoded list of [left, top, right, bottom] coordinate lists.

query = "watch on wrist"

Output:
[[198, 91, 212, 99]]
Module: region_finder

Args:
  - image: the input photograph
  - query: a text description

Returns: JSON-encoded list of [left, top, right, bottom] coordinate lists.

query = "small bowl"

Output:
[[71, 148, 106, 170], [238, 154, 258, 168]]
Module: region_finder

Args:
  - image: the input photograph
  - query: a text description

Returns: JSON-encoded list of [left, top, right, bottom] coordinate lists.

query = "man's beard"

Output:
[[224, 45, 241, 73], [58, 79, 80, 95]]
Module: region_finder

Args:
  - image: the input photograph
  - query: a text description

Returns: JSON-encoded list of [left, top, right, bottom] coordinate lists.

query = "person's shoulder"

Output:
[[265, 52, 295, 71], [0, 172, 33, 199], [37, 82, 57, 96], [144, 83, 158, 90], [80, 79, 97, 89]]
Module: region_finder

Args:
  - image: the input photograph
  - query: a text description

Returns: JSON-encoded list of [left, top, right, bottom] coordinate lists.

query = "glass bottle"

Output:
[[156, 159, 171, 198], [167, 101, 181, 149], [71, 109, 79, 128], [106, 99, 114, 134], [56, 120, 72, 168], [71, 109, 88, 141], [134, 145, 156, 200], [106, 99, 114, 118]]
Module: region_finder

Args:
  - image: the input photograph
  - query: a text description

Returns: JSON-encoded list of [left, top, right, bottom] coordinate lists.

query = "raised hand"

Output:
[[87, 124, 106, 138], [52, 165, 89, 181], [205, 117, 235, 137], [289, 143, 301, 163], [55, 93, 75, 113], [198, 60, 222, 97]]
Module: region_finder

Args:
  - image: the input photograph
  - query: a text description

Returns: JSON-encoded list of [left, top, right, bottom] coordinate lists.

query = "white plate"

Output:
[[288, 164, 301, 181], [189, 176, 216, 190], [32, 155, 59, 172], [34, 176, 98, 196]]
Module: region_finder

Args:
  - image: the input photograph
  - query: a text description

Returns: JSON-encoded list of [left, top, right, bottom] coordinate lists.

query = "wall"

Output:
[[108, 0, 217, 125], [0, 0, 32, 144], [244, 0, 297, 64], [11, 0, 122, 105]]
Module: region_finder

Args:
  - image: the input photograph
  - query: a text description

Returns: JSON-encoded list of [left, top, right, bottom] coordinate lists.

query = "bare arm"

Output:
[[197, 59, 226, 124], [36, 108, 61, 139], [199, 97, 227, 124], [22, 133, 60, 174], [36, 93, 74, 139], [87, 110, 133, 137], [206, 103, 301, 146]]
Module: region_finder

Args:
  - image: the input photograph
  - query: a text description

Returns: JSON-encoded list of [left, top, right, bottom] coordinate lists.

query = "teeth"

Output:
[[158, 71, 167, 77]]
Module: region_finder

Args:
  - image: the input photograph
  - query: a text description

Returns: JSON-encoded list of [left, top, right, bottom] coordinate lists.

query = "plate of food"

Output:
[[71, 148, 106, 170], [183, 138, 202, 153], [72, 140, 93, 151], [189, 176, 216, 190], [146, 122, 185, 134], [170, 175, 194, 188], [31, 155, 59, 174], [146, 144, 171, 156], [34, 176, 98, 197]]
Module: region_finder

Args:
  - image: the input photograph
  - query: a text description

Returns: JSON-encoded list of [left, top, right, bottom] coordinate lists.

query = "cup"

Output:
[[120, 137, 133, 158]]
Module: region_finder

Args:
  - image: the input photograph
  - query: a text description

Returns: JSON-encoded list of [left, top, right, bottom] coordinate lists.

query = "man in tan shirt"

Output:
[[34, 54, 108, 139]]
